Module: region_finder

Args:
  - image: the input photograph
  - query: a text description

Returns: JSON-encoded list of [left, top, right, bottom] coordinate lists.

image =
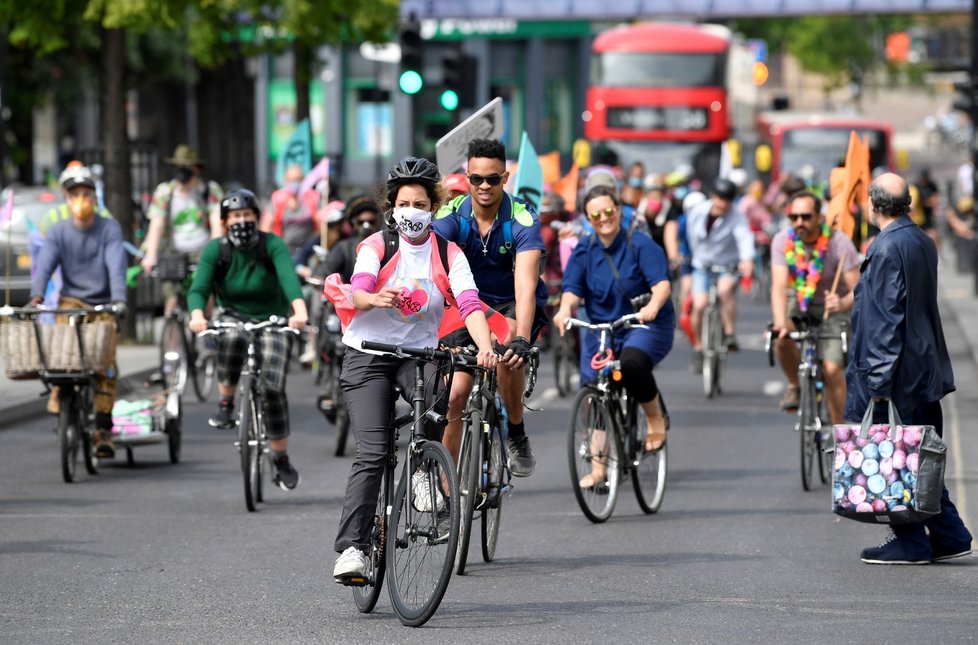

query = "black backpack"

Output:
[[213, 232, 277, 286]]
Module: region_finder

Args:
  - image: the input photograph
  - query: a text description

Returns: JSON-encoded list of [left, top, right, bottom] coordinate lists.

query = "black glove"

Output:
[[112, 301, 128, 319], [506, 336, 533, 362]]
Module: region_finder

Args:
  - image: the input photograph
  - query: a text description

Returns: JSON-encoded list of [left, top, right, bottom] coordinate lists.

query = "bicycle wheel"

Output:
[[816, 385, 832, 484], [58, 393, 79, 483], [554, 331, 572, 397], [238, 386, 260, 512], [333, 387, 351, 458], [455, 409, 480, 574], [481, 424, 504, 562], [387, 441, 460, 627], [799, 376, 817, 492], [159, 317, 188, 393], [567, 387, 620, 523], [352, 468, 388, 612], [191, 338, 217, 402], [701, 307, 716, 398], [632, 398, 668, 514]]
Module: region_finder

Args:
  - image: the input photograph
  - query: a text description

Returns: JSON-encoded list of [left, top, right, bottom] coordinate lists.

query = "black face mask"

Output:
[[356, 219, 377, 240], [228, 220, 258, 249], [174, 166, 194, 183]]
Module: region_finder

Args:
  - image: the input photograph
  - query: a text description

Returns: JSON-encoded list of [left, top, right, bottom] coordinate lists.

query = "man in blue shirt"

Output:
[[31, 171, 128, 459], [434, 138, 548, 476]]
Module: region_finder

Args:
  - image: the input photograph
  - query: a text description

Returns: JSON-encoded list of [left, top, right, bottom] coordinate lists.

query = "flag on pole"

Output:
[[514, 132, 544, 214], [827, 130, 871, 239], [0, 190, 13, 225], [275, 119, 313, 187], [300, 157, 330, 197]]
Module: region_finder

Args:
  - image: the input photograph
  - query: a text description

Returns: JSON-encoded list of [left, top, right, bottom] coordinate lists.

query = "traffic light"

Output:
[[953, 78, 976, 119], [442, 49, 478, 110], [399, 18, 423, 95]]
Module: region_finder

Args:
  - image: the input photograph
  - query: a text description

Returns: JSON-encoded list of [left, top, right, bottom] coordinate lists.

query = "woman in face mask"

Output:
[[331, 156, 498, 584], [187, 187, 309, 492]]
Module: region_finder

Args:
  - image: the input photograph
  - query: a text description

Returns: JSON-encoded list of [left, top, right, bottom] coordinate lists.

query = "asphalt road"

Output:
[[2, 297, 976, 643]]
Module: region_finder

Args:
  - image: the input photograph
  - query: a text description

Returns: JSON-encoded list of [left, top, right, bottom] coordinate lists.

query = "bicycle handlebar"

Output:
[[564, 312, 647, 332], [198, 316, 301, 338], [361, 340, 477, 367]]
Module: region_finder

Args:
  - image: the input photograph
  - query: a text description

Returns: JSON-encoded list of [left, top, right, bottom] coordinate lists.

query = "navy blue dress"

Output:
[[562, 229, 674, 383]]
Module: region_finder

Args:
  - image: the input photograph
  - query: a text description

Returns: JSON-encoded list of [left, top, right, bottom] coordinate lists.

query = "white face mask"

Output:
[[391, 206, 431, 240]]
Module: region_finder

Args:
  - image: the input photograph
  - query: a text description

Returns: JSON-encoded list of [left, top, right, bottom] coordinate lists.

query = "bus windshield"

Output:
[[591, 52, 725, 87], [780, 127, 889, 184]]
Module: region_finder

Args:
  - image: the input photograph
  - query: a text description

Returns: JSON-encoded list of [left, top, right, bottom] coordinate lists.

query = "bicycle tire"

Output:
[[333, 388, 350, 457], [481, 425, 504, 562], [159, 317, 188, 393], [387, 441, 460, 627], [255, 399, 265, 504], [816, 388, 832, 484], [192, 339, 217, 402], [58, 393, 79, 483], [455, 409, 480, 574], [567, 387, 620, 523], [711, 309, 724, 396], [352, 467, 388, 612], [632, 397, 668, 514], [701, 307, 716, 398], [799, 375, 816, 492], [238, 385, 259, 512], [554, 331, 568, 397]]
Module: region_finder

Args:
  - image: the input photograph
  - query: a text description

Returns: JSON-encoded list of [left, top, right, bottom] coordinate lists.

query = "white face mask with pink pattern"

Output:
[[391, 206, 431, 240]]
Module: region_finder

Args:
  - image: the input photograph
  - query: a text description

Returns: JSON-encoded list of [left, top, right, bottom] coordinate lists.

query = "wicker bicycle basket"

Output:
[[0, 318, 116, 379]]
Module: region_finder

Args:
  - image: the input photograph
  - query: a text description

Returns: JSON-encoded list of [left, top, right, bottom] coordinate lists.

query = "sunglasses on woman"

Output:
[[588, 207, 617, 221], [467, 173, 504, 187]]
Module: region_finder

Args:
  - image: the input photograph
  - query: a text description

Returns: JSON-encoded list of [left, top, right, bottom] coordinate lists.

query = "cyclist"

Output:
[[433, 138, 548, 476], [687, 178, 754, 373], [315, 195, 380, 283], [332, 156, 497, 583], [260, 164, 321, 255], [140, 144, 223, 314], [442, 173, 470, 201], [552, 185, 674, 487], [294, 201, 347, 365], [187, 188, 307, 491], [40, 164, 114, 234], [770, 191, 859, 422], [29, 167, 128, 459]]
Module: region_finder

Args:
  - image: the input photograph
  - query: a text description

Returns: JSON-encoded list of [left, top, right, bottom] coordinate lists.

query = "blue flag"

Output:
[[275, 119, 313, 187], [514, 131, 543, 214]]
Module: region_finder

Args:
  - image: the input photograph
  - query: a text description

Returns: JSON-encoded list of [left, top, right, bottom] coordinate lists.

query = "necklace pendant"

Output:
[[482, 247, 488, 256]]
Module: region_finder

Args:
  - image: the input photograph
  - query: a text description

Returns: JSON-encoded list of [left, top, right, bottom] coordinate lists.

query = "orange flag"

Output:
[[553, 163, 579, 212], [827, 130, 870, 238], [539, 152, 562, 186]]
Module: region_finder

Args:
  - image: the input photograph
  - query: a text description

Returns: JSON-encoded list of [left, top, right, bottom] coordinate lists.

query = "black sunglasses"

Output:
[[468, 173, 504, 187], [787, 212, 815, 222]]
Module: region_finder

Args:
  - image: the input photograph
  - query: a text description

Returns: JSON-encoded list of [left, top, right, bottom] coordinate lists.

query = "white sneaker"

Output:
[[333, 547, 367, 583], [299, 348, 316, 366], [411, 470, 445, 512]]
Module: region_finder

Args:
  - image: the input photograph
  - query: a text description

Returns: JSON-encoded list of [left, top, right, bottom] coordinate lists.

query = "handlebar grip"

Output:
[[361, 340, 398, 354]]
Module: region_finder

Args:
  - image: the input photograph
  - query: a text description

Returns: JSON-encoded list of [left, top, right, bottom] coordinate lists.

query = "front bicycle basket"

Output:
[[0, 318, 116, 378]]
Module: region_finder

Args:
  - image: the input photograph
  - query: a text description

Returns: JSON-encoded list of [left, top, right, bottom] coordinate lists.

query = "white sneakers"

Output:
[[411, 470, 445, 512], [333, 546, 367, 582]]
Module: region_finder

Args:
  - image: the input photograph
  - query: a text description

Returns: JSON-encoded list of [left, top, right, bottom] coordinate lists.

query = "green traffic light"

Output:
[[399, 70, 423, 95], [440, 89, 459, 111]]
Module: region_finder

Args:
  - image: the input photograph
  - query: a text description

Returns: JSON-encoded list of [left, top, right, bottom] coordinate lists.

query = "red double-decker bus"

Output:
[[755, 111, 895, 186], [584, 22, 755, 179]]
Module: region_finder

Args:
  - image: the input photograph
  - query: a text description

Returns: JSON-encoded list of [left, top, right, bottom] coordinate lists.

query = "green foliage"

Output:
[[731, 15, 915, 91]]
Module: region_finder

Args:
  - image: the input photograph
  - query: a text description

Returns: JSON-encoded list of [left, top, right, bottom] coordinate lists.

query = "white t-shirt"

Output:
[[343, 235, 478, 354]]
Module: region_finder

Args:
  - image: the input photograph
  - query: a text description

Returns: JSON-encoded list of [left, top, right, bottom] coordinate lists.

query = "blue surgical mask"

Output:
[[629, 177, 642, 188], [285, 182, 301, 195]]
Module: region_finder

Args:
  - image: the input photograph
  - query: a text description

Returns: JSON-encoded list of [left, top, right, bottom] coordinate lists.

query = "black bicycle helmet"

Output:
[[220, 188, 260, 219], [386, 156, 440, 189], [712, 177, 737, 201], [345, 194, 379, 222]]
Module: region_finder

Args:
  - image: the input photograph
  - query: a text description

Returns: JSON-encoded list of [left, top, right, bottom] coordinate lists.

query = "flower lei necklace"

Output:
[[784, 222, 831, 312]]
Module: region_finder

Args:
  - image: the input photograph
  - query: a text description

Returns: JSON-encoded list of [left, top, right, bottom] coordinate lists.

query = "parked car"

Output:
[[0, 185, 61, 306]]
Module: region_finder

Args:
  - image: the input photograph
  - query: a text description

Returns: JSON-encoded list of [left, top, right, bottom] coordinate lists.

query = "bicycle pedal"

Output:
[[335, 574, 368, 587]]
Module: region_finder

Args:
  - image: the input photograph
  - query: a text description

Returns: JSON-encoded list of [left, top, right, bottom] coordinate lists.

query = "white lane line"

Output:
[[947, 391, 972, 530]]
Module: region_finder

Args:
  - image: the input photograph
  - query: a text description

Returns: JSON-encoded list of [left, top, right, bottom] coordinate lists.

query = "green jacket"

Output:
[[187, 233, 303, 321]]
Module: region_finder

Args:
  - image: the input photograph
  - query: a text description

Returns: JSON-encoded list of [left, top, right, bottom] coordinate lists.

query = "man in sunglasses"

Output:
[[687, 177, 754, 371], [434, 138, 548, 477], [769, 191, 859, 419]]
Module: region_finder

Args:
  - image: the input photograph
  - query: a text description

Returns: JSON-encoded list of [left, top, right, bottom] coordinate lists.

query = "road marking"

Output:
[[946, 391, 972, 530]]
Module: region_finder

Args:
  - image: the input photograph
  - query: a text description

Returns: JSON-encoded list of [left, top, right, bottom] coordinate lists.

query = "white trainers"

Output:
[[333, 547, 367, 583], [411, 470, 445, 512], [299, 348, 316, 366]]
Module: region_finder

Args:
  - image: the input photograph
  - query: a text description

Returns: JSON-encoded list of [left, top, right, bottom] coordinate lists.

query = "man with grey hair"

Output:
[[847, 172, 972, 564]]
